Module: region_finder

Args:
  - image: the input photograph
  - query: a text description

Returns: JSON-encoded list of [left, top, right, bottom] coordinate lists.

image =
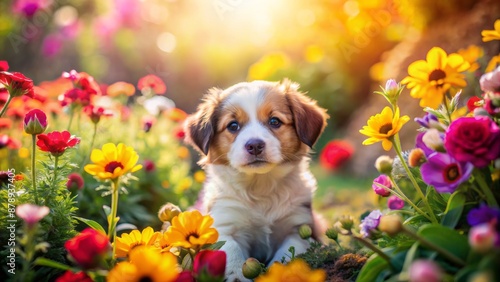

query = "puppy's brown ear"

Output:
[[282, 79, 329, 148], [184, 88, 223, 155]]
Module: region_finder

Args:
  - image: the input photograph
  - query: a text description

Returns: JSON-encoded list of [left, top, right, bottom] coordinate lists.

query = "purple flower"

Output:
[[372, 175, 392, 197], [444, 116, 500, 168], [420, 152, 473, 193], [467, 203, 500, 226], [415, 113, 442, 130], [387, 196, 405, 210], [360, 210, 382, 238], [480, 66, 500, 93]]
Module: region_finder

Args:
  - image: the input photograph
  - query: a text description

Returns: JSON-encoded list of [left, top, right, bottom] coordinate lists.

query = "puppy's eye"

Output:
[[227, 121, 240, 132], [269, 117, 282, 128]]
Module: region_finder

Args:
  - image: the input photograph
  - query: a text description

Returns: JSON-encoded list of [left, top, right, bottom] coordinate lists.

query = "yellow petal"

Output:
[[426, 47, 447, 69]]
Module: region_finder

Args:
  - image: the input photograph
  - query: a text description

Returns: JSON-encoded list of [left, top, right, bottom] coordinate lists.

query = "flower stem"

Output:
[[80, 123, 98, 172], [402, 226, 465, 266], [0, 95, 13, 118], [352, 236, 392, 266], [31, 134, 38, 205], [474, 169, 499, 208], [393, 135, 438, 224], [67, 106, 74, 131], [387, 176, 433, 222], [109, 178, 120, 262]]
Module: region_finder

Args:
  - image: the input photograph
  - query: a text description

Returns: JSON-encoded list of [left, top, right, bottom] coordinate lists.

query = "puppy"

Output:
[[185, 79, 328, 281]]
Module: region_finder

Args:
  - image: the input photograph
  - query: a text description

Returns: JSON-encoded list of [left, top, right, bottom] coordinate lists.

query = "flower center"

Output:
[[139, 276, 153, 282], [443, 163, 460, 183], [186, 232, 199, 242], [379, 123, 393, 135], [428, 69, 446, 87], [105, 161, 124, 173]]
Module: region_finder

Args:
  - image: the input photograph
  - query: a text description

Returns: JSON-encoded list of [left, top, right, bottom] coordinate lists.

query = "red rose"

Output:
[[0, 71, 34, 98], [193, 250, 226, 280], [37, 131, 80, 157], [64, 228, 110, 269], [55, 271, 93, 282], [138, 74, 166, 95], [175, 271, 195, 282], [320, 140, 354, 171]]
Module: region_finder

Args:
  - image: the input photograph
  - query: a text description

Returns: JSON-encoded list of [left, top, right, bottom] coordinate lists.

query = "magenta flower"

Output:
[[360, 210, 382, 238], [444, 116, 500, 168], [372, 175, 392, 197], [408, 260, 443, 282], [387, 195, 405, 210], [16, 204, 50, 227], [24, 109, 48, 135], [420, 152, 473, 193], [468, 222, 499, 253]]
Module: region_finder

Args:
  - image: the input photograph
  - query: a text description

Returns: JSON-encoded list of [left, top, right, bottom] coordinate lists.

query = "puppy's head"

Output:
[[185, 79, 328, 174]]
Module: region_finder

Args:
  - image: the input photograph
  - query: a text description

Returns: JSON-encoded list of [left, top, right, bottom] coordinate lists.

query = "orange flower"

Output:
[[164, 108, 188, 122], [107, 82, 136, 97]]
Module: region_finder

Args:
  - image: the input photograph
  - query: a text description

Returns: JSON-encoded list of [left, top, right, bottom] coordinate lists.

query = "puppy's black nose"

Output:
[[245, 139, 265, 155]]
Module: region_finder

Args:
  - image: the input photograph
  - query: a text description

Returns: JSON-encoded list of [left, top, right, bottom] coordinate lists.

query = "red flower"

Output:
[[59, 88, 93, 107], [467, 96, 482, 112], [176, 271, 195, 282], [0, 118, 12, 129], [0, 71, 34, 98], [143, 159, 156, 172], [55, 271, 93, 282], [64, 228, 110, 269], [320, 140, 354, 171], [0, 61, 8, 71], [37, 131, 80, 157], [24, 109, 48, 135], [0, 134, 21, 149], [173, 125, 185, 141], [83, 104, 113, 124], [137, 74, 166, 95], [193, 250, 226, 280], [67, 173, 84, 190]]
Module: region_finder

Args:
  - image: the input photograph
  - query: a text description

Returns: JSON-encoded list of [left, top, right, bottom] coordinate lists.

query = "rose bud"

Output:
[[372, 174, 392, 197], [64, 228, 110, 269], [299, 224, 313, 240], [193, 250, 226, 281], [387, 196, 405, 210], [242, 257, 263, 279], [24, 109, 48, 135], [158, 203, 181, 223], [408, 260, 443, 282], [468, 222, 499, 253]]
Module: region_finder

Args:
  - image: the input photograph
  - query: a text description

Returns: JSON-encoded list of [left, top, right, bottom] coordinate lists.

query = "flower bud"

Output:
[[375, 155, 393, 175], [468, 222, 498, 253], [408, 148, 426, 167], [242, 257, 262, 279], [408, 260, 443, 282], [422, 129, 445, 152], [24, 109, 47, 135], [387, 196, 405, 210], [383, 79, 402, 104], [158, 203, 181, 223], [338, 215, 354, 231], [325, 228, 338, 241], [66, 173, 84, 191], [378, 214, 403, 236], [372, 175, 392, 197], [298, 224, 312, 239]]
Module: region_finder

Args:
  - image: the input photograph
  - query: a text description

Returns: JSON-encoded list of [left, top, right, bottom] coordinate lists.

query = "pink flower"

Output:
[[143, 160, 156, 172], [83, 104, 113, 124], [372, 175, 392, 197], [480, 66, 500, 93], [0, 134, 21, 149], [12, 0, 52, 17], [444, 116, 500, 168], [67, 173, 84, 190], [193, 250, 226, 279], [16, 204, 50, 227], [387, 195, 404, 210], [408, 260, 443, 282], [24, 109, 48, 135], [41, 34, 63, 58], [138, 74, 166, 95], [468, 221, 499, 253]]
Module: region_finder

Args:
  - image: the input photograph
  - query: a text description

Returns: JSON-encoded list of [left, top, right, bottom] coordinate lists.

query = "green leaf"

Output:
[[441, 191, 466, 228], [417, 224, 470, 261], [202, 241, 226, 250], [34, 258, 72, 271], [356, 254, 390, 282], [74, 216, 106, 234]]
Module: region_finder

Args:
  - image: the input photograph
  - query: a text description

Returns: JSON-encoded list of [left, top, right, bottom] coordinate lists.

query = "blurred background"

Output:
[[1, 0, 500, 222]]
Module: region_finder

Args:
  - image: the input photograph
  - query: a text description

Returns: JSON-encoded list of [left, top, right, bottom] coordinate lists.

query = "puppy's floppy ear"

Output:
[[282, 79, 329, 148], [184, 88, 223, 155]]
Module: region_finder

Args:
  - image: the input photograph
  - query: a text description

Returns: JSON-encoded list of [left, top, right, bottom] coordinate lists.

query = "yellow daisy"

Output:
[[482, 19, 500, 42], [107, 246, 179, 282], [255, 259, 326, 282], [359, 107, 410, 151], [164, 210, 218, 249], [485, 54, 500, 73], [114, 227, 160, 258], [457, 45, 483, 72], [84, 143, 142, 181], [401, 47, 470, 108]]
